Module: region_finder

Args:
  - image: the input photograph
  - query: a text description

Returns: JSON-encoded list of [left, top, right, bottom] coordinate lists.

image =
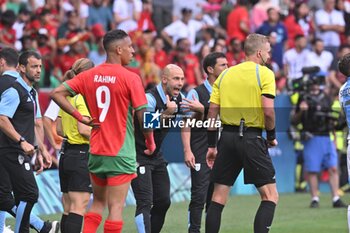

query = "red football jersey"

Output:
[[65, 63, 147, 156]]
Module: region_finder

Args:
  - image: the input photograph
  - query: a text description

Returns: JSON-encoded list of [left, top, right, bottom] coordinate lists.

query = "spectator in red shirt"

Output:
[[0, 10, 17, 47], [284, 2, 314, 48], [226, 37, 245, 66], [226, 0, 250, 42], [153, 36, 168, 69], [171, 38, 202, 91], [54, 31, 89, 82]]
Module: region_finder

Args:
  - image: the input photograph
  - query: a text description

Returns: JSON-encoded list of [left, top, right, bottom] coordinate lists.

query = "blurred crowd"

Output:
[[0, 0, 349, 96]]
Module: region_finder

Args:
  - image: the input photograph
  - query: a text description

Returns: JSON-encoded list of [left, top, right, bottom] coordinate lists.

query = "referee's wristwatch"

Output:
[[18, 136, 26, 145]]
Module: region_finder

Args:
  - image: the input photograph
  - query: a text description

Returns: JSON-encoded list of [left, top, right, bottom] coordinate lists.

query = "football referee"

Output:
[[205, 34, 279, 233]]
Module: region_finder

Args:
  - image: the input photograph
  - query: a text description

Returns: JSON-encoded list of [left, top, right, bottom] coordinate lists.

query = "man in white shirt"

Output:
[[161, 8, 204, 53], [314, 0, 345, 57], [306, 38, 333, 73], [283, 34, 310, 80]]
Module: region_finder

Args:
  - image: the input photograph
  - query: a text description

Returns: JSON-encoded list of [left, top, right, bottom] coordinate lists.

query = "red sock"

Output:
[[104, 220, 123, 233], [82, 212, 102, 233]]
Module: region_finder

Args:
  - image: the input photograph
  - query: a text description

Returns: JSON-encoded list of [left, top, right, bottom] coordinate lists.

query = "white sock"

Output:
[[333, 196, 340, 203], [347, 205, 350, 233], [312, 196, 319, 202]]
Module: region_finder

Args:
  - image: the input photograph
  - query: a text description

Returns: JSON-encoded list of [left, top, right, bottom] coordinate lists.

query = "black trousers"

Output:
[[189, 162, 213, 233], [0, 150, 38, 232], [131, 161, 171, 233]]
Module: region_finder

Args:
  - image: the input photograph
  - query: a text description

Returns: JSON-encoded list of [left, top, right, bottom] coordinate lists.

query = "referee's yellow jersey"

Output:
[[210, 61, 276, 128], [58, 94, 91, 145]]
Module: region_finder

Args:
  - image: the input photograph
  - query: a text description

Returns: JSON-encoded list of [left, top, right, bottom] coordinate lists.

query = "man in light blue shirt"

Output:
[[338, 53, 350, 233]]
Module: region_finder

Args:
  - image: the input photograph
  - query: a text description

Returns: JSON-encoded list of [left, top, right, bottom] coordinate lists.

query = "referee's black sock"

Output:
[[205, 201, 224, 233], [254, 201, 276, 233], [65, 213, 83, 233], [60, 214, 68, 233]]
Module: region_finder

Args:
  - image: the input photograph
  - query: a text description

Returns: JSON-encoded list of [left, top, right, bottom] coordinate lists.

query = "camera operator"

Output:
[[292, 76, 347, 208]]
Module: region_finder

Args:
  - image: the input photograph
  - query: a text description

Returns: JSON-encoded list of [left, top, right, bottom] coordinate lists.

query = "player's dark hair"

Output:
[[103, 29, 129, 51], [202, 52, 226, 75], [19, 50, 41, 66], [338, 53, 350, 77], [0, 47, 18, 67]]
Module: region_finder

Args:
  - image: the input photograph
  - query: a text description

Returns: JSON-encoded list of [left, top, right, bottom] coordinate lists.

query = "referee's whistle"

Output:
[[239, 118, 245, 137]]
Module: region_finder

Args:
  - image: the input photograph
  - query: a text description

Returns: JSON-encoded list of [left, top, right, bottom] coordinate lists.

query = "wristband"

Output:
[[266, 128, 276, 141], [72, 109, 83, 122], [207, 130, 218, 148]]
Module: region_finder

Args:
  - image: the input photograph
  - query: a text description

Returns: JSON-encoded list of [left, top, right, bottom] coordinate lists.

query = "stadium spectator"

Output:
[[51, 29, 155, 233], [226, 0, 250, 42], [87, 0, 114, 31], [306, 38, 333, 73], [113, 0, 142, 33], [88, 24, 107, 65], [54, 31, 89, 82], [0, 10, 17, 47], [205, 34, 278, 233], [283, 34, 309, 80], [225, 37, 245, 66], [153, 36, 168, 69], [256, 7, 288, 69], [329, 44, 350, 92], [250, 0, 278, 32], [161, 7, 204, 53], [284, 2, 314, 49], [193, 27, 216, 54], [181, 52, 228, 233], [132, 64, 185, 233], [170, 38, 202, 90], [151, 0, 173, 33], [57, 10, 81, 39], [314, 0, 345, 59], [13, 7, 32, 51], [56, 58, 94, 233]]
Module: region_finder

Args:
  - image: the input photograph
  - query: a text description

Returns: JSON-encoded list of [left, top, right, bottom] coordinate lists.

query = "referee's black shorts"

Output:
[[211, 125, 276, 187], [59, 143, 92, 193]]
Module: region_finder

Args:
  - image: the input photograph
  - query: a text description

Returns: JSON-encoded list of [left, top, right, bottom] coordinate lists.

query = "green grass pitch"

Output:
[[6, 193, 350, 232]]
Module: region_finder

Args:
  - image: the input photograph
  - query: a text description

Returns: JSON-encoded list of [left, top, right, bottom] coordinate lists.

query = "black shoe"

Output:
[[39, 221, 60, 233], [333, 199, 347, 208], [310, 200, 319, 208]]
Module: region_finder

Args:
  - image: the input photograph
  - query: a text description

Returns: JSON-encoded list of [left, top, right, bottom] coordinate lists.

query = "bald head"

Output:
[[161, 64, 184, 97], [163, 64, 183, 78]]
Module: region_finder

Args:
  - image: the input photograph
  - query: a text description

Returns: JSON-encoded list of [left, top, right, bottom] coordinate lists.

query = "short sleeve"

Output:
[[146, 93, 156, 112], [129, 75, 147, 111], [64, 72, 86, 96], [210, 73, 223, 105], [44, 100, 60, 121], [74, 94, 91, 117], [261, 68, 276, 97], [0, 88, 20, 118]]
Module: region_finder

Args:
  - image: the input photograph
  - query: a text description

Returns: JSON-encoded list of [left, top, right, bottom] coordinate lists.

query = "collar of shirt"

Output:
[[204, 79, 212, 94], [156, 83, 167, 104], [3, 70, 32, 92]]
